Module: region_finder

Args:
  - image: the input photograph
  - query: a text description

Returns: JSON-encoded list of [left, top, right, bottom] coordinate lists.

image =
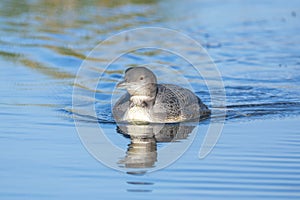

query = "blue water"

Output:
[[1, 0, 300, 199]]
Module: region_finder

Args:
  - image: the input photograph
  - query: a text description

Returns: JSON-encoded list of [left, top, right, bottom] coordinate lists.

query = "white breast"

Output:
[[123, 106, 152, 122]]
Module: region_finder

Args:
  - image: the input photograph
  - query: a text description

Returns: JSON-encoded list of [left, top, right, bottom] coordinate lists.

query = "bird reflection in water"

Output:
[[117, 123, 196, 169]]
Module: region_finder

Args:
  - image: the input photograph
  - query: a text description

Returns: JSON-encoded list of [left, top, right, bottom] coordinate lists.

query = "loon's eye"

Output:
[[140, 76, 144, 80]]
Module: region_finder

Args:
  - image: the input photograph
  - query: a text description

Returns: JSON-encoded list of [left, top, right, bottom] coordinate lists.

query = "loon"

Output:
[[113, 67, 210, 123]]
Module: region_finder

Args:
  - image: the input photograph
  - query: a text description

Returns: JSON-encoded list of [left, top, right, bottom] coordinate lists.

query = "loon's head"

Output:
[[117, 67, 157, 99]]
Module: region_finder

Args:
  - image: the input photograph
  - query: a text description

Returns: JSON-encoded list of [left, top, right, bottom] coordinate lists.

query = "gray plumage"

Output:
[[113, 67, 210, 123]]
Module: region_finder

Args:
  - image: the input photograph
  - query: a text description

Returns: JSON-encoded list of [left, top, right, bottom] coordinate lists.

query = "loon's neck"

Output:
[[125, 95, 155, 123], [128, 83, 157, 108], [130, 95, 155, 108]]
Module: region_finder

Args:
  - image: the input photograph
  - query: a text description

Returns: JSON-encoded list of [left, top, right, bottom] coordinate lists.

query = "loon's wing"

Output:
[[153, 84, 210, 122]]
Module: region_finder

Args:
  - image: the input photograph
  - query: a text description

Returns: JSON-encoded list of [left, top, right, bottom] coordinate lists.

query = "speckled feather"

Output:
[[113, 84, 210, 123]]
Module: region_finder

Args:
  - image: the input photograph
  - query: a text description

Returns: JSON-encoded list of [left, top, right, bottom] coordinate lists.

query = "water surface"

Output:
[[1, 0, 300, 199]]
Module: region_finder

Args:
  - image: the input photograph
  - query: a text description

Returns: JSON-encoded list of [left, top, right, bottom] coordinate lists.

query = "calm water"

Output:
[[1, 0, 300, 199]]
